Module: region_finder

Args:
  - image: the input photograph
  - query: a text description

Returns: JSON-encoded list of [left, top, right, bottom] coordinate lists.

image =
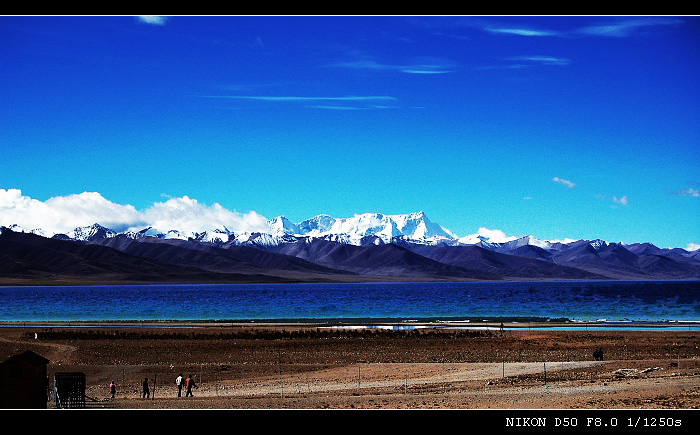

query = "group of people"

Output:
[[175, 373, 196, 397], [107, 373, 197, 400]]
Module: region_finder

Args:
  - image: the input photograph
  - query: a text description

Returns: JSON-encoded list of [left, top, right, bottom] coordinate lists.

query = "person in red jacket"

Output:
[[185, 374, 196, 397]]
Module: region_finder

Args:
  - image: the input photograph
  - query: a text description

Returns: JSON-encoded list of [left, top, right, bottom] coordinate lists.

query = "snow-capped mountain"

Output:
[[267, 216, 300, 237], [262, 211, 457, 245], [68, 223, 117, 241], [297, 214, 336, 235], [3, 211, 697, 262], [2, 210, 699, 282], [123, 227, 166, 240], [589, 239, 609, 251], [1, 224, 49, 238], [500, 235, 553, 250], [0, 212, 576, 249], [193, 228, 232, 244], [232, 231, 299, 247]]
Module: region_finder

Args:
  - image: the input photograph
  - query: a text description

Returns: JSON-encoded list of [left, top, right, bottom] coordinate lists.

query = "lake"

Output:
[[0, 280, 699, 324]]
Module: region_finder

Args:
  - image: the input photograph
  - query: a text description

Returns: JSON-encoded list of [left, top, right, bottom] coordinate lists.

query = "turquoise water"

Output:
[[0, 280, 698, 323]]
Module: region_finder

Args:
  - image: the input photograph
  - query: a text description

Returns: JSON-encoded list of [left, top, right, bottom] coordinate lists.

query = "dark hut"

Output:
[[0, 350, 50, 409]]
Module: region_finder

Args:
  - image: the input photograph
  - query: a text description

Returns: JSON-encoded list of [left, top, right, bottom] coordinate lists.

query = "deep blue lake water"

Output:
[[0, 280, 699, 323]]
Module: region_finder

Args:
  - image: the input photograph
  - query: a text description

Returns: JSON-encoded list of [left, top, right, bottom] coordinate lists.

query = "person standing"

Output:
[[185, 374, 196, 397], [142, 378, 150, 399], [109, 380, 116, 399], [176, 373, 184, 397]]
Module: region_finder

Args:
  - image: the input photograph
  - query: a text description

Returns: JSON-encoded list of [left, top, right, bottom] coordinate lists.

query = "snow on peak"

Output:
[[68, 223, 117, 241], [252, 212, 456, 245], [390, 211, 456, 240], [267, 216, 300, 236], [589, 239, 609, 250], [163, 230, 189, 240], [193, 228, 232, 244], [233, 231, 297, 247], [1, 224, 50, 238], [298, 211, 456, 245], [502, 235, 552, 250], [297, 214, 336, 235], [124, 227, 166, 240], [10, 211, 612, 252]]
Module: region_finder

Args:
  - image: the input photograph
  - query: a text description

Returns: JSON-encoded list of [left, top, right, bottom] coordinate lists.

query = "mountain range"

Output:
[[1, 212, 699, 285]]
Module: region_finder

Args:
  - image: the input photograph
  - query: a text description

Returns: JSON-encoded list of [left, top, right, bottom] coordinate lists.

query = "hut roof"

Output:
[[1, 350, 49, 367]]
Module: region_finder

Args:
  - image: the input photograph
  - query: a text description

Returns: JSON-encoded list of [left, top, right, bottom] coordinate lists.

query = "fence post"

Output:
[[442, 360, 445, 397], [278, 351, 284, 399], [544, 362, 547, 387], [404, 353, 407, 395]]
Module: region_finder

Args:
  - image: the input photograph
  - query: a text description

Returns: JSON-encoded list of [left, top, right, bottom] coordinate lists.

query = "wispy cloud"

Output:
[[136, 16, 167, 26], [308, 105, 396, 111], [478, 17, 682, 39], [553, 177, 575, 189], [207, 95, 397, 102], [596, 194, 629, 207], [509, 56, 571, 66], [687, 243, 700, 252], [484, 27, 559, 37], [206, 95, 398, 110], [400, 68, 452, 75], [331, 57, 455, 75], [673, 187, 700, 197], [479, 55, 571, 71], [577, 17, 681, 37]]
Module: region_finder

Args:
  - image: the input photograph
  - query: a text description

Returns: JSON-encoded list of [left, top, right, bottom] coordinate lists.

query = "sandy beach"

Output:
[[0, 321, 698, 411]]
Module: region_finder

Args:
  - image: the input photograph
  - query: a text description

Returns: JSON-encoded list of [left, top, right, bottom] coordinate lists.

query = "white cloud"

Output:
[[137, 16, 167, 26], [612, 196, 628, 206], [674, 187, 699, 197], [596, 194, 629, 207], [0, 189, 143, 234], [548, 238, 578, 244], [687, 243, 700, 252], [552, 177, 575, 189], [0, 189, 269, 236], [477, 227, 517, 243], [138, 196, 269, 234]]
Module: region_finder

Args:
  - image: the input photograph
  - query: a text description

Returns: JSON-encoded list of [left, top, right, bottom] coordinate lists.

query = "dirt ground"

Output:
[[1, 322, 699, 410]]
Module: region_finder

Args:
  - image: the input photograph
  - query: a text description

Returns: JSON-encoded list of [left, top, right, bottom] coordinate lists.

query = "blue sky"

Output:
[[1, 15, 698, 249]]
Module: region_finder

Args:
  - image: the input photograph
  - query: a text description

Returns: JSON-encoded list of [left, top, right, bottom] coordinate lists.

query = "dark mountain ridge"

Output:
[[1, 226, 698, 285]]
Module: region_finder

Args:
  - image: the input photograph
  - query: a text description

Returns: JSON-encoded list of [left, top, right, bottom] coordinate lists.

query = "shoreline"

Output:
[[2, 319, 699, 331]]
